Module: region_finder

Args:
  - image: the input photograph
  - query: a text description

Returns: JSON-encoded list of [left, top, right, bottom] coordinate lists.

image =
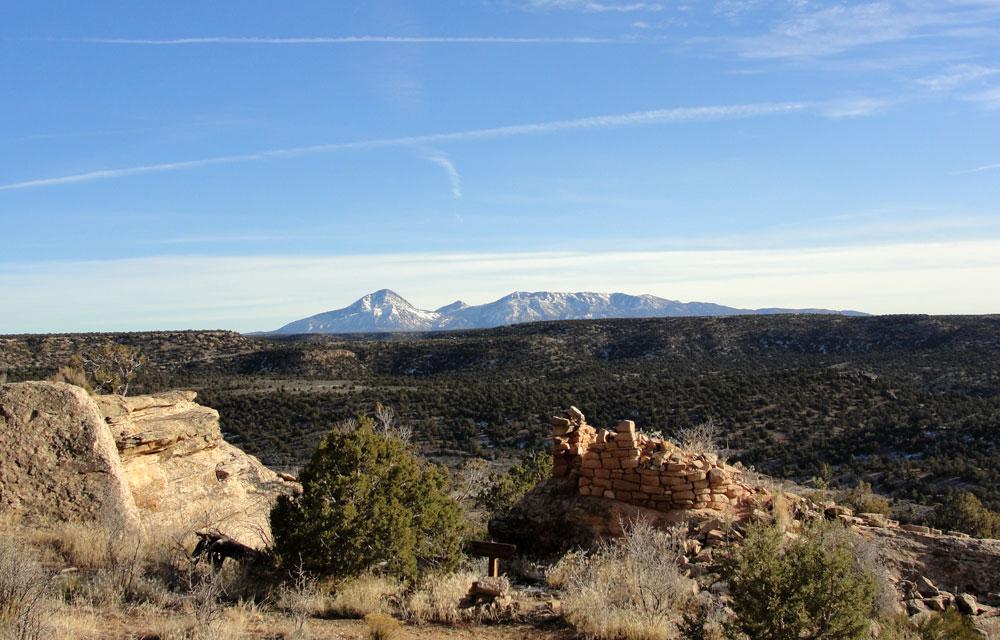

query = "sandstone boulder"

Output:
[[96, 389, 300, 547], [1, 382, 299, 548], [0, 382, 140, 530]]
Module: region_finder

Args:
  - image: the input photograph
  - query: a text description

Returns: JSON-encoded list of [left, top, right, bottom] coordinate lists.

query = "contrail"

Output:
[[425, 152, 463, 200], [79, 35, 626, 45], [0, 102, 808, 191], [953, 163, 1000, 175]]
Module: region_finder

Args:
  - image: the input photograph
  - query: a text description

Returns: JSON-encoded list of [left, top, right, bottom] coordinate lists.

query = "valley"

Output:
[[3, 313, 998, 512]]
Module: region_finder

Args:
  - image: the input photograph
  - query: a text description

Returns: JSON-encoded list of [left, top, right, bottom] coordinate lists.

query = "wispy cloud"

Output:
[[77, 35, 623, 45], [526, 0, 663, 13], [917, 64, 1000, 90], [0, 100, 820, 191], [953, 162, 1000, 175], [136, 234, 288, 245], [964, 86, 1000, 108], [710, 2, 1000, 60], [424, 151, 462, 199], [820, 97, 890, 118]]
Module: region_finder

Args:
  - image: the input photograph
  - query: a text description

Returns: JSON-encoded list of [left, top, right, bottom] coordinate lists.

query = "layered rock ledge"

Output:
[[0, 382, 299, 547]]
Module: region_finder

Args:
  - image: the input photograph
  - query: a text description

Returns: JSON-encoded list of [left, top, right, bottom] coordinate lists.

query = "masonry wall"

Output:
[[551, 406, 751, 512]]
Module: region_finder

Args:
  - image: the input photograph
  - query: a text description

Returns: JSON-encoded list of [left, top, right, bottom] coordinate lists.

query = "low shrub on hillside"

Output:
[[877, 610, 983, 640], [932, 491, 1000, 539], [271, 416, 466, 581], [474, 450, 551, 516], [837, 481, 891, 516], [558, 518, 694, 640], [718, 520, 877, 640]]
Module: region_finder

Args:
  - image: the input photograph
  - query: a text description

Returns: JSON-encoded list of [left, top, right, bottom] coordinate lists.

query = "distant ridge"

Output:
[[270, 289, 867, 334]]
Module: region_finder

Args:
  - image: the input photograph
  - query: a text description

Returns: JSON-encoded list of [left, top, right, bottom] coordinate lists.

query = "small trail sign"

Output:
[[464, 540, 517, 577]]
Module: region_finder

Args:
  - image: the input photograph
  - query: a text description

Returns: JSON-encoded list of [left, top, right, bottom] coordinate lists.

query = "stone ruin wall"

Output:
[[551, 406, 752, 513]]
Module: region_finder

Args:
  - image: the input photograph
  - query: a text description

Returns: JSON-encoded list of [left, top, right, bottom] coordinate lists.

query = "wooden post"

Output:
[[464, 540, 516, 578]]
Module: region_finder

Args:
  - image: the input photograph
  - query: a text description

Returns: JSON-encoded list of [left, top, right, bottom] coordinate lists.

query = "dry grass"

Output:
[[275, 563, 329, 638], [0, 537, 48, 640], [771, 490, 791, 532], [45, 602, 104, 640], [364, 612, 402, 640], [328, 574, 403, 618], [545, 551, 583, 590], [674, 420, 723, 459], [322, 569, 485, 626], [0, 513, 540, 639], [405, 570, 480, 625], [558, 518, 694, 640], [26, 522, 108, 570], [853, 536, 902, 618], [140, 614, 249, 640]]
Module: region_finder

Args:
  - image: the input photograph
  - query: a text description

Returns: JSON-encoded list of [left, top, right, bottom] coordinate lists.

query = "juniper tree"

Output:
[[271, 416, 465, 581]]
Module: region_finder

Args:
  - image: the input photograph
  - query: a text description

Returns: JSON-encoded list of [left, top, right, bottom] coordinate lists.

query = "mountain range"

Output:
[[270, 289, 867, 334]]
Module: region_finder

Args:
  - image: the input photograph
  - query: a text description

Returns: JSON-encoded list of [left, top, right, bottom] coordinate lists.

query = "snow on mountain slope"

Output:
[[273, 289, 440, 334], [271, 290, 866, 334]]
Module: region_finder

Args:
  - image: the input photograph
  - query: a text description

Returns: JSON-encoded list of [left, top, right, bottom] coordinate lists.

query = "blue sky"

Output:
[[2, 0, 999, 332]]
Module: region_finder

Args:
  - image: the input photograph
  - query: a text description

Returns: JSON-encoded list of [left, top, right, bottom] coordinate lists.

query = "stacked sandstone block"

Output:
[[551, 407, 751, 512]]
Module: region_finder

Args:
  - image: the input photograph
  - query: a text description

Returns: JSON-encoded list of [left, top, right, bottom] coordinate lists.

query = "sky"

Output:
[[1, 0, 999, 333]]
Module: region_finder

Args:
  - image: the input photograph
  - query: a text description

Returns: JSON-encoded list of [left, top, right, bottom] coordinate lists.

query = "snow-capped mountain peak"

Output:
[[270, 290, 867, 334], [274, 289, 440, 334]]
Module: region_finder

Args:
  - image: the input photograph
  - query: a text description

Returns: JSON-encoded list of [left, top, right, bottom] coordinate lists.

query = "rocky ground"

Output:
[[2, 385, 999, 638], [492, 408, 1000, 635]]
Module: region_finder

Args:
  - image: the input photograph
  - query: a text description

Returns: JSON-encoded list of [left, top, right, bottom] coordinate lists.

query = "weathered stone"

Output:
[[956, 593, 978, 615], [567, 406, 585, 423], [0, 382, 299, 549], [916, 576, 940, 598], [615, 420, 635, 434], [825, 505, 854, 518], [0, 382, 140, 530], [906, 599, 929, 615], [708, 468, 726, 485], [901, 524, 931, 535], [612, 479, 641, 492]]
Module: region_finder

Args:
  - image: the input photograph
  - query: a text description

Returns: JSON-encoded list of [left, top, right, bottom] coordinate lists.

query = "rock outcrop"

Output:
[[0, 382, 141, 530], [0, 382, 298, 547]]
